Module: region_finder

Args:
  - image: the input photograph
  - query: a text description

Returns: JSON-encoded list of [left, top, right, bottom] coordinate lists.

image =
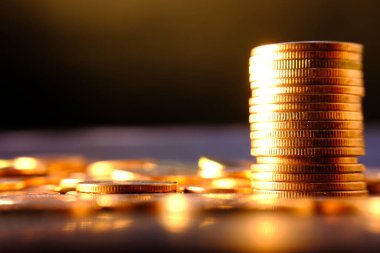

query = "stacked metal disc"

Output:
[[249, 41, 368, 198]]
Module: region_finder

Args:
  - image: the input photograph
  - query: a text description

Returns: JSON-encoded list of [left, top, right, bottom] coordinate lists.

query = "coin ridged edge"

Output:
[[251, 163, 365, 173]]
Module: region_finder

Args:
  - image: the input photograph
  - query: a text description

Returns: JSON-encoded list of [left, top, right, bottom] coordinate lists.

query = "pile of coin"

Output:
[[249, 41, 368, 198]]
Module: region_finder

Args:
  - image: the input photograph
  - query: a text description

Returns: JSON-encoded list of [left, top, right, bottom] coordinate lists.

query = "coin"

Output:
[[249, 111, 363, 122], [256, 157, 359, 164], [251, 163, 365, 173], [251, 41, 363, 55], [251, 147, 365, 156], [76, 180, 178, 194], [249, 103, 362, 113], [253, 190, 368, 198], [251, 172, 365, 182], [251, 181, 366, 191], [251, 138, 364, 147], [249, 68, 362, 79], [249, 59, 361, 70], [251, 130, 363, 139], [251, 86, 364, 96], [0, 179, 26, 191], [250, 77, 363, 87], [250, 121, 363, 130], [250, 94, 362, 104], [249, 51, 362, 61]]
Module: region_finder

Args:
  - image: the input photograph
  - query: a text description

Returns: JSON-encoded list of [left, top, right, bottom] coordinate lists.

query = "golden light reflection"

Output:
[[198, 217, 216, 228], [198, 157, 224, 179], [13, 157, 38, 170], [63, 214, 133, 233], [87, 161, 114, 178], [211, 178, 236, 189], [245, 216, 289, 252], [0, 159, 11, 169], [159, 194, 191, 233], [0, 199, 15, 205], [111, 170, 137, 181], [59, 178, 83, 190], [360, 198, 380, 234]]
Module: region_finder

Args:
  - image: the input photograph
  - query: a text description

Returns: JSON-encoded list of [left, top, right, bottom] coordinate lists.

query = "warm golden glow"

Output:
[[244, 215, 291, 252], [211, 178, 236, 189], [13, 157, 38, 170], [198, 157, 224, 179], [111, 170, 137, 181], [199, 217, 216, 228], [0, 159, 11, 168], [357, 198, 380, 234], [159, 194, 191, 233], [0, 199, 15, 205], [60, 178, 83, 189], [87, 161, 114, 178]]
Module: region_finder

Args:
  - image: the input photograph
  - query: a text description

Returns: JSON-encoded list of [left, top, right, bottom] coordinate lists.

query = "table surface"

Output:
[[1, 124, 380, 253]]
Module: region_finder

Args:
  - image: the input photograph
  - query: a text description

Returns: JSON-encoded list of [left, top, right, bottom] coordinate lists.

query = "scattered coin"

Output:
[[76, 180, 178, 194]]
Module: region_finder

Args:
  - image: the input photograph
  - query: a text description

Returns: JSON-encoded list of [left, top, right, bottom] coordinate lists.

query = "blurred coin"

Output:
[[251, 172, 365, 182], [256, 157, 359, 164], [250, 50, 361, 61], [251, 163, 365, 173], [249, 103, 362, 113], [0, 178, 26, 191], [253, 190, 368, 198], [251, 130, 363, 139], [251, 41, 363, 55], [250, 59, 361, 69], [250, 111, 363, 122], [252, 181, 366, 191], [249, 68, 362, 79], [251, 138, 364, 148], [250, 94, 361, 104], [250, 121, 363, 131], [251, 147, 365, 156], [251, 86, 364, 96], [76, 180, 178, 194], [251, 77, 363, 87]]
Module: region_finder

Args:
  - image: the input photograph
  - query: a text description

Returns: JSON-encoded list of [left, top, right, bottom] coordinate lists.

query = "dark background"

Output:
[[0, 0, 379, 129]]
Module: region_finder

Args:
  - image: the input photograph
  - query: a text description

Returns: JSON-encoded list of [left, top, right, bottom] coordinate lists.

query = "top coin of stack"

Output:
[[249, 41, 367, 198]]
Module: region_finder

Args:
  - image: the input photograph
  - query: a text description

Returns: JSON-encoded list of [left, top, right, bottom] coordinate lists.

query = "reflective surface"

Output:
[[0, 126, 380, 252]]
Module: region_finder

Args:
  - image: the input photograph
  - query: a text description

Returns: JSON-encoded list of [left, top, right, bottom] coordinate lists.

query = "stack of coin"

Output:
[[249, 41, 368, 198]]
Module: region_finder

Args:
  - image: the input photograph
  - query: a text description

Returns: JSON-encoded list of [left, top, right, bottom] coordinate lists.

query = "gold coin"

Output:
[[251, 138, 364, 148], [253, 190, 368, 198], [249, 68, 363, 79], [251, 163, 365, 173], [251, 173, 365, 182], [250, 94, 361, 104], [250, 121, 363, 130], [250, 50, 362, 61], [0, 179, 26, 191], [251, 181, 366, 191], [251, 86, 364, 96], [251, 147, 365, 156], [251, 41, 363, 55], [249, 59, 362, 70], [249, 111, 363, 122], [76, 180, 178, 194], [250, 77, 363, 87], [256, 157, 359, 164], [251, 130, 363, 139], [249, 103, 362, 113]]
